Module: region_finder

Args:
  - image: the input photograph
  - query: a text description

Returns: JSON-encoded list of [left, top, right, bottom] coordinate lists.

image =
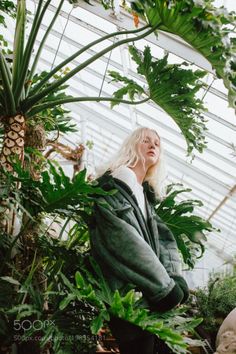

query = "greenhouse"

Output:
[[0, 0, 236, 353]]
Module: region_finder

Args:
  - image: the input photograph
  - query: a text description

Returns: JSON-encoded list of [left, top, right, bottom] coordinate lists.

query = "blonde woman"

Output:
[[89, 127, 189, 354]]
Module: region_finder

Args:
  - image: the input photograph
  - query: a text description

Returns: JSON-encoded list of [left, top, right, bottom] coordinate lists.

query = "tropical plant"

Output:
[[155, 183, 215, 268], [0, 0, 235, 164], [110, 46, 207, 154], [0, 160, 111, 353], [26, 69, 78, 135], [0, 0, 217, 254], [193, 271, 236, 346], [0, 0, 16, 27], [1, 225, 203, 354], [0, 0, 234, 353], [127, 0, 236, 108], [2, 0, 234, 175], [0, 159, 211, 353]]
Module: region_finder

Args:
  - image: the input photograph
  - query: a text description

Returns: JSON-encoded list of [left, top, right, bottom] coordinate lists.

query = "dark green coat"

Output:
[[89, 172, 188, 315]]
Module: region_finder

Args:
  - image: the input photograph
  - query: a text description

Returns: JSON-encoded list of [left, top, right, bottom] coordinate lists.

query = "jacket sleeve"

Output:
[[89, 200, 184, 310], [155, 214, 189, 303]]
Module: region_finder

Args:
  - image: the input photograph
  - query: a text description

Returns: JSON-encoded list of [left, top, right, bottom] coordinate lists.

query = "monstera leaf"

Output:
[[36, 163, 110, 214], [111, 45, 207, 155]]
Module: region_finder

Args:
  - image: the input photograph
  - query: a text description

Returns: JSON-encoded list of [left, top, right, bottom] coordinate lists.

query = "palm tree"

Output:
[[0, 0, 154, 173]]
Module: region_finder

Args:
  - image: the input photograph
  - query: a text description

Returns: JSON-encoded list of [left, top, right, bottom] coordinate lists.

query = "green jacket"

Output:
[[89, 172, 188, 315]]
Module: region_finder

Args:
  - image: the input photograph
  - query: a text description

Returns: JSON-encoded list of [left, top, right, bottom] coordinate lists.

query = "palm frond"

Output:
[[0, 50, 15, 114], [13, 0, 51, 105], [11, 0, 25, 93]]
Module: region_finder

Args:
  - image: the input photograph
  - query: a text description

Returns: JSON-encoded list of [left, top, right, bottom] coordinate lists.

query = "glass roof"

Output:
[[3, 0, 236, 286]]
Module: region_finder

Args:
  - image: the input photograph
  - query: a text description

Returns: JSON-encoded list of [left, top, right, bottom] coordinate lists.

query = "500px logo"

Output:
[[14, 320, 55, 331]]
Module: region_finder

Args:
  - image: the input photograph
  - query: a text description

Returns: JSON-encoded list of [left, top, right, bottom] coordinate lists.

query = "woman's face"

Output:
[[137, 130, 160, 169]]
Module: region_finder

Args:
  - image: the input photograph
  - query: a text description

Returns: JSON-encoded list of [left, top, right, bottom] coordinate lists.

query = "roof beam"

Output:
[[44, 5, 226, 100], [59, 1, 213, 73]]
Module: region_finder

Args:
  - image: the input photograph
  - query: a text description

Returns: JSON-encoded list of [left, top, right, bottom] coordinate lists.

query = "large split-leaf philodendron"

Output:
[[1, 0, 234, 172], [0, 0, 235, 172], [129, 0, 236, 107]]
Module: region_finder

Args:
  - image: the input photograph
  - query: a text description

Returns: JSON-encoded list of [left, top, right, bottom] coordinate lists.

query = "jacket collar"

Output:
[[98, 171, 158, 205]]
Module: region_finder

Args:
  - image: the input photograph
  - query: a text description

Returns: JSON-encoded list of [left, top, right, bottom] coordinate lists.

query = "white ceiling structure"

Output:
[[3, 0, 236, 286]]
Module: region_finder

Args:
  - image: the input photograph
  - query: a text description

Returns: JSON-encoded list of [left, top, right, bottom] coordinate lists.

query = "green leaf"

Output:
[[75, 271, 85, 289], [11, 0, 25, 93], [90, 311, 106, 334], [89, 257, 114, 305], [131, 0, 236, 109], [0, 50, 15, 114], [26, 70, 78, 133], [13, 0, 51, 105], [0, 1, 16, 27], [109, 70, 145, 108], [59, 294, 76, 310], [59, 272, 75, 293], [6, 303, 37, 317], [25, 0, 64, 95], [110, 290, 125, 317], [129, 45, 207, 155], [15, 160, 109, 216], [155, 183, 216, 268]]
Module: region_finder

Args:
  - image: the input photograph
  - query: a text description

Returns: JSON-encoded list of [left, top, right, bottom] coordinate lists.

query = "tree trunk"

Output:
[[0, 114, 26, 233], [0, 114, 26, 171]]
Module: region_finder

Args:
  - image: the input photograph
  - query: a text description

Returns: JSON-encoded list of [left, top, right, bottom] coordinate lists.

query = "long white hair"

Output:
[[96, 127, 167, 197]]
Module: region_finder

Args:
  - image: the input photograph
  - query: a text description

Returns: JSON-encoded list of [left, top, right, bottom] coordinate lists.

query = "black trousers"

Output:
[[118, 334, 156, 354], [118, 335, 174, 354], [109, 317, 173, 354]]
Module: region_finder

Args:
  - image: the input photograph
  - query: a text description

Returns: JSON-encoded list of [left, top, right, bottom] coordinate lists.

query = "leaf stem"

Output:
[[23, 25, 157, 111], [27, 96, 150, 117]]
